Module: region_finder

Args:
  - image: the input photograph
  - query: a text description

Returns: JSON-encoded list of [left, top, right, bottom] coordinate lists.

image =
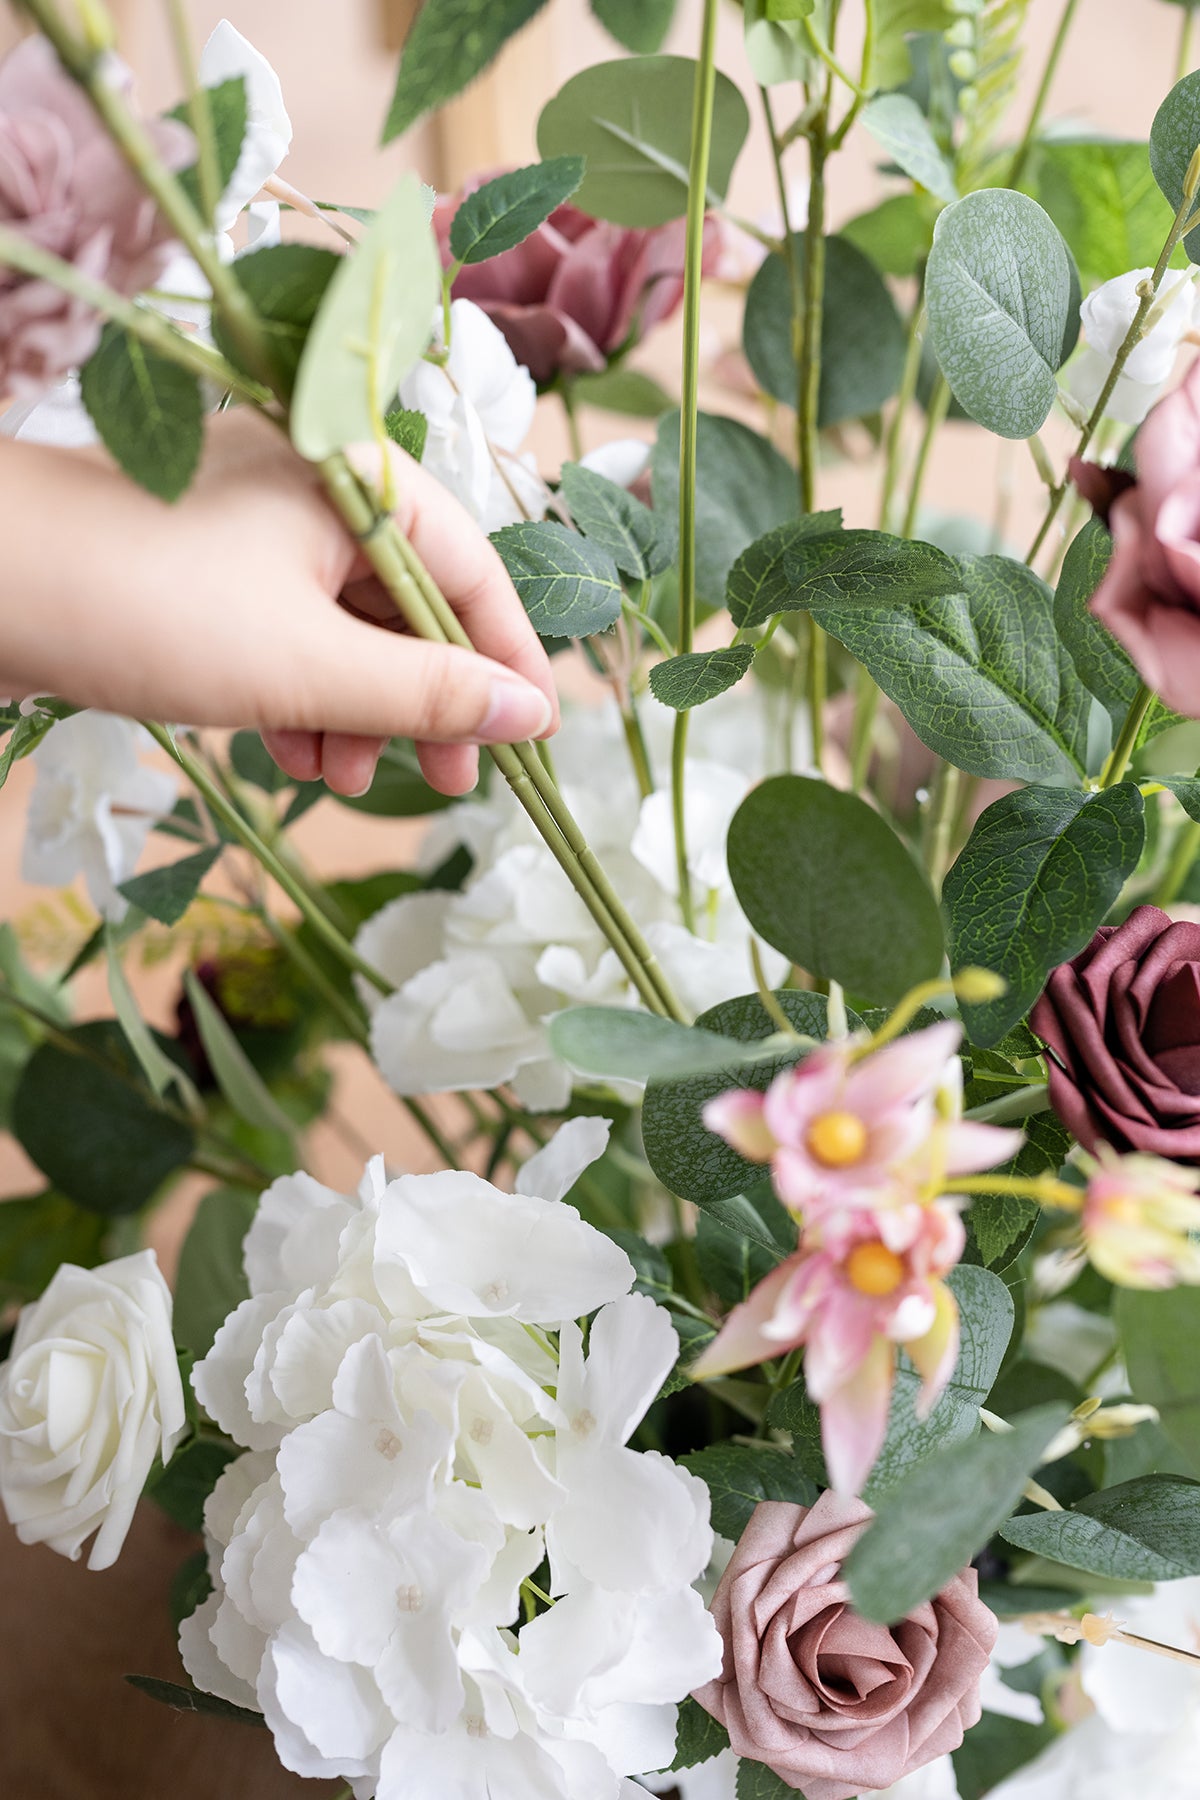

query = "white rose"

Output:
[[0, 1250, 186, 1570], [1069, 267, 1199, 426]]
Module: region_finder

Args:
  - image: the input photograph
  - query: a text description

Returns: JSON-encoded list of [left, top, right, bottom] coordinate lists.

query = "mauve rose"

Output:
[[1084, 356, 1200, 716], [693, 1493, 997, 1800], [435, 176, 721, 384], [0, 36, 193, 399], [1031, 903, 1200, 1159]]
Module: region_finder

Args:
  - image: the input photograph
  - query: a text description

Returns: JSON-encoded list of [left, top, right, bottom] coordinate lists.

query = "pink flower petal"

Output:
[[821, 1335, 895, 1495], [690, 1254, 808, 1379]]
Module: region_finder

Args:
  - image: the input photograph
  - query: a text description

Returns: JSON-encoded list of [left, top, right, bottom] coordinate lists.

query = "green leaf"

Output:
[[704, 1182, 798, 1258], [125, 1675, 265, 1727], [649, 646, 756, 711], [743, 239, 907, 426], [0, 701, 71, 792], [106, 933, 200, 1110], [383, 0, 550, 139], [925, 190, 1074, 438], [1000, 1475, 1200, 1579], [571, 366, 675, 417], [79, 324, 203, 502], [332, 738, 453, 817], [736, 1760, 795, 1800], [148, 1436, 238, 1534], [491, 522, 624, 636], [536, 56, 750, 228], [449, 157, 585, 264], [945, 782, 1146, 1047], [728, 774, 945, 1005], [1026, 139, 1181, 291], [604, 1229, 675, 1306], [170, 1550, 212, 1633], [173, 1185, 259, 1361], [182, 970, 295, 1139], [291, 172, 440, 462], [862, 93, 958, 201], [384, 407, 428, 461], [0, 1188, 108, 1306], [652, 410, 799, 608], [230, 730, 292, 793], [845, 1404, 1071, 1624], [216, 244, 339, 396], [725, 513, 843, 630], [682, 1443, 817, 1540], [807, 554, 1093, 783], [743, 0, 809, 86], [591, 0, 679, 52], [784, 528, 961, 610], [695, 1207, 780, 1306], [1150, 71, 1200, 260], [1117, 1286, 1200, 1477], [953, 1712, 1058, 1800], [869, 0, 956, 88], [11, 1022, 195, 1215], [670, 1696, 731, 1772], [548, 1007, 785, 1083], [559, 461, 671, 579], [1054, 519, 1179, 749], [117, 845, 222, 928], [169, 77, 248, 217], [840, 192, 935, 278]]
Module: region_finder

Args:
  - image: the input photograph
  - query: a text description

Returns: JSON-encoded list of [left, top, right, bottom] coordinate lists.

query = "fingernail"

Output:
[[478, 677, 554, 744]]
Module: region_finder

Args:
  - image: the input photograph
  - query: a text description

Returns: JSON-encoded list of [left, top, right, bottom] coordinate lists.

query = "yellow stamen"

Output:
[[806, 1110, 868, 1168], [846, 1243, 905, 1296]]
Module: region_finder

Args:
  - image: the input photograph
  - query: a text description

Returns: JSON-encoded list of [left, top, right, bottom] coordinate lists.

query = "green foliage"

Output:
[[491, 521, 624, 636], [449, 157, 585, 263], [1150, 69, 1200, 260], [1000, 1475, 1200, 1579], [868, 0, 956, 89], [106, 933, 200, 1108], [649, 646, 756, 710], [652, 410, 798, 608], [681, 1442, 817, 1540], [383, 0, 550, 139], [1053, 519, 1178, 748], [1118, 1286, 1200, 1477], [784, 528, 960, 611], [727, 775, 945, 1004], [945, 783, 1146, 1046], [125, 1675, 265, 1727], [79, 324, 204, 502], [840, 193, 935, 276], [0, 1189, 109, 1306], [169, 77, 248, 217], [333, 739, 453, 817], [742, 0, 809, 86], [953, 1712, 1057, 1800], [384, 407, 429, 461], [845, 1404, 1070, 1623], [736, 1758, 795, 1799], [861, 93, 958, 201], [182, 970, 296, 1139], [591, 0, 679, 54], [1025, 140, 1181, 290], [0, 700, 74, 792], [117, 846, 222, 927], [12, 1022, 195, 1215], [570, 367, 675, 417], [549, 1008, 781, 1083], [216, 244, 339, 396], [670, 1695, 731, 1772], [743, 239, 907, 426], [536, 56, 750, 227], [291, 173, 440, 461], [170, 1551, 212, 1632], [173, 1185, 259, 1360], [559, 461, 671, 580], [695, 1207, 778, 1306], [925, 190, 1074, 438], [147, 1436, 238, 1534], [807, 554, 1092, 783], [725, 513, 843, 630]]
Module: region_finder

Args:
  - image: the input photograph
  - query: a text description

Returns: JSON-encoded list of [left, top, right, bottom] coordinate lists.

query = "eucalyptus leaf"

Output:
[[1118, 1286, 1200, 1478], [681, 1443, 817, 1540], [0, 1188, 108, 1306], [215, 244, 339, 395], [743, 0, 809, 86], [491, 522, 624, 636], [571, 366, 675, 417], [79, 324, 203, 502], [649, 646, 756, 710], [869, 0, 956, 89], [1000, 1475, 1200, 1580], [652, 410, 798, 608], [945, 782, 1146, 1047], [840, 192, 935, 277], [183, 970, 295, 1138], [382, 0, 550, 140], [590, 0, 678, 53], [862, 93, 958, 201], [1150, 70, 1200, 261], [725, 513, 843, 630], [548, 1007, 785, 1082], [559, 461, 671, 579], [536, 56, 750, 228], [925, 190, 1074, 438], [449, 157, 585, 264], [117, 846, 222, 927]]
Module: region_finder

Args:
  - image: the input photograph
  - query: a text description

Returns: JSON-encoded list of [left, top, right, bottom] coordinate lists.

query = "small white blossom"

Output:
[[1068, 267, 1199, 425]]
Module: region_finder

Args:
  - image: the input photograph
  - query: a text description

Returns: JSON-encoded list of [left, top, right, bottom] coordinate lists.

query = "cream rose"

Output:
[[0, 1251, 186, 1570]]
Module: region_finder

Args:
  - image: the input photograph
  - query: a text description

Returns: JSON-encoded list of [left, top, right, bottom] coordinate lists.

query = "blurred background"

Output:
[[0, 0, 1190, 1793]]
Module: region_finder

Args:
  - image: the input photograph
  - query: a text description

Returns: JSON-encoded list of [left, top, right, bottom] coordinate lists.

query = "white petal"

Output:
[[178, 1590, 260, 1711], [578, 1296, 679, 1446], [578, 439, 651, 489], [292, 1509, 407, 1664], [549, 1447, 712, 1594], [199, 21, 293, 227], [516, 1117, 612, 1205], [258, 1621, 388, 1778]]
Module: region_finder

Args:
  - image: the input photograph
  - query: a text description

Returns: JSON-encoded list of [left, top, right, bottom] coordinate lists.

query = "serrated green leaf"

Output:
[[117, 845, 222, 928], [1117, 1286, 1200, 1477], [725, 514, 843, 630], [649, 646, 756, 711], [559, 461, 670, 579], [926, 190, 1074, 438], [1150, 70, 1200, 261], [537, 56, 750, 228], [182, 970, 295, 1138], [945, 782, 1146, 1047], [591, 0, 679, 51], [846, 1404, 1070, 1624], [383, 0, 550, 140], [384, 407, 428, 461], [449, 157, 585, 264], [670, 1695, 731, 1772], [173, 1185, 258, 1361], [168, 77, 247, 219], [736, 1758, 795, 1800], [215, 244, 339, 396], [491, 522, 624, 636], [682, 1442, 817, 1541], [1000, 1475, 1200, 1579], [784, 529, 960, 609], [1054, 519, 1180, 747], [291, 172, 439, 462], [125, 1675, 265, 1727], [79, 324, 203, 502], [862, 93, 958, 201], [728, 775, 945, 1005]]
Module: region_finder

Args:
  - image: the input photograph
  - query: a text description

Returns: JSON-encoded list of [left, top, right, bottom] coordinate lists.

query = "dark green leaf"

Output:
[[170, 1550, 212, 1633], [649, 646, 756, 710], [215, 244, 339, 395], [125, 1675, 265, 1727], [845, 1404, 1071, 1623], [604, 1229, 675, 1305], [79, 324, 203, 502], [661, 1310, 717, 1395], [117, 846, 222, 928], [0, 702, 68, 792], [383, 0, 550, 140], [1117, 1286, 1200, 1477], [695, 1207, 779, 1306], [333, 738, 452, 817], [652, 410, 797, 609], [670, 1695, 731, 1771], [725, 514, 842, 629], [148, 1437, 238, 1535], [1026, 139, 1181, 291], [1054, 519, 1179, 745], [571, 366, 675, 417], [229, 730, 292, 793], [169, 77, 247, 217], [0, 1188, 108, 1306], [682, 1442, 817, 1540], [536, 56, 750, 228], [1150, 70, 1200, 261], [704, 1182, 797, 1258], [591, 0, 678, 51], [784, 528, 960, 609], [173, 1185, 258, 1361], [945, 783, 1146, 1046], [953, 1712, 1057, 1800], [559, 461, 670, 579], [862, 93, 958, 200], [491, 521, 624, 636], [728, 774, 945, 1004], [736, 1759, 795, 1800], [385, 407, 429, 461], [449, 157, 585, 263], [1000, 1475, 1200, 1579]]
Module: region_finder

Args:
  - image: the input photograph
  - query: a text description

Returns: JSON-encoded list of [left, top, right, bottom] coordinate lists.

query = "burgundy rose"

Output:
[[1031, 903, 1200, 1159], [693, 1493, 996, 1800], [0, 35, 193, 398], [434, 175, 722, 384], [1084, 356, 1200, 716]]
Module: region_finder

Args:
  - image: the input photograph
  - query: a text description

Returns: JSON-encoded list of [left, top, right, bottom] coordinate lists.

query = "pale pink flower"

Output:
[[1081, 1148, 1200, 1289]]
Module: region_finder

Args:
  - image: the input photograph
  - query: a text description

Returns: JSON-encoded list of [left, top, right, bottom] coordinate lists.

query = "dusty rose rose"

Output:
[[694, 1493, 997, 1800], [0, 35, 193, 398], [1031, 903, 1200, 1160], [435, 175, 721, 384], [1085, 356, 1200, 715]]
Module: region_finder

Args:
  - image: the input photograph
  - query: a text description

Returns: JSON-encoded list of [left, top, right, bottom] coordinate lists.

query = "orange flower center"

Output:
[[846, 1243, 906, 1297], [806, 1110, 869, 1168]]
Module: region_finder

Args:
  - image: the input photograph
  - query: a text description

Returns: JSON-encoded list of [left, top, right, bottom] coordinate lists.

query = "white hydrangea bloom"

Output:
[[21, 711, 177, 921], [1068, 266, 1199, 425], [183, 1133, 721, 1798]]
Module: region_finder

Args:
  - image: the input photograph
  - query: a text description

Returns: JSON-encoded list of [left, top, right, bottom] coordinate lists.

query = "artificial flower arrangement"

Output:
[[8, 1, 1200, 1797]]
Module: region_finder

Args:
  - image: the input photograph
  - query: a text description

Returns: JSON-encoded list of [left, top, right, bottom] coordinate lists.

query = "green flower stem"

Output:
[[965, 1083, 1051, 1125], [798, 106, 831, 773], [949, 1172, 1081, 1209], [672, 0, 721, 934], [1154, 817, 1200, 907], [849, 666, 879, 795], [1100, 682, 1155, 789], [1027, 179, 1200, 564], [620, 702, 655, 801], [923, 762, 962, 892], [902, 373, 950, 539], [0, 224, 270, 405], [802, 16, 867, 97], [164, 0, 221, 227], [879, 302, 928, 533], [762, 85, 804, 485], [1006, 0, 1080, 191]]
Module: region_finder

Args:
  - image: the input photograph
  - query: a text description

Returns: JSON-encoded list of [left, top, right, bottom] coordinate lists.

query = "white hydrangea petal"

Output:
[[1080, 1577, 1200, 1734], [258, 1621, 388, 1778], [276, 1406, 446, 1539], [293, 1509, 407, 1665], [578, 1296, 679, 1446], [243, 1170, 356, 1297], [179, 1590, 260, 1711], [353, 891, 455, 1015], [192, 1292, 289, 1452], [466, 1525, 544, 1630], [266, 1299, 389, 1422], [549, 1447, 712, 1594], [516, 1117, 613, 1206]]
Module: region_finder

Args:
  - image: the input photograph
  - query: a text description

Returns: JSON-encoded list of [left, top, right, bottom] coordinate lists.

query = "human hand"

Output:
[[0, 407, 559, 796]]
